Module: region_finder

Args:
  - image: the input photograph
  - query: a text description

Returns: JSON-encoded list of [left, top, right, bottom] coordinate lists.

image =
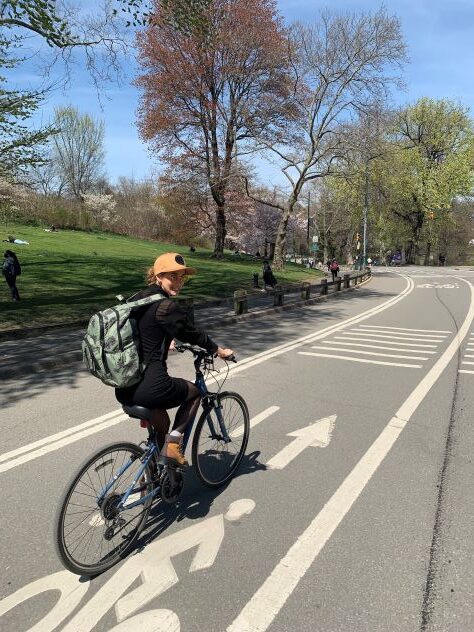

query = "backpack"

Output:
[[13, 259, 21, 276], [330, 261, 339, 271], [2, 257, 15, 277], [82, 294, 165, 388]]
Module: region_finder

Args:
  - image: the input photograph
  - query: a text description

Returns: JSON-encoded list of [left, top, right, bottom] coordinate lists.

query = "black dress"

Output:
[[115, 286, 218, 409]]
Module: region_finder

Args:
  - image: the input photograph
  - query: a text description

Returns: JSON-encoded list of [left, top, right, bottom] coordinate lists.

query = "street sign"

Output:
[[312, 235, 318, 243], [310, 244, 319, 252]]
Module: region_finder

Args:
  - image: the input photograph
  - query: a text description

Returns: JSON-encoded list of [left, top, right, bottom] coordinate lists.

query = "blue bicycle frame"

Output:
[[96, 347, 231, 513]]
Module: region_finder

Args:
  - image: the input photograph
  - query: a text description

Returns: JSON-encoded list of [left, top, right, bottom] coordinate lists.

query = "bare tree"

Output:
[[248, 8, 407, 270], [51, 106, 106, 199], [136, 0, 290, 257]]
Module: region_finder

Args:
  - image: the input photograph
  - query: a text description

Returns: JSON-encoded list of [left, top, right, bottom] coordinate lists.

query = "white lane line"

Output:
[[459, 370, 474, 374], [342, 331, 443, 342], [228, 275, 474, 632], [334, 336, 437, 348], [310, 346, 428, 360], [0, 276, 414, 474], [298, 352, 422, 368], [464, 354, 474, 358], [323, 341, 436, 354], [0, 409, 124, 465], [232, 406, 280, 438], [223, 276, 414, 379], [358, 325, 451, 333], [0, 415, 128, 474], [461, 361, 474, 365], [350, 328, 446, 339]]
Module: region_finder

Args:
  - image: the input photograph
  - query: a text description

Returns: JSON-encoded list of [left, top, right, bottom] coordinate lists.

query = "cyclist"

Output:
[[115, 252, 234, 467]]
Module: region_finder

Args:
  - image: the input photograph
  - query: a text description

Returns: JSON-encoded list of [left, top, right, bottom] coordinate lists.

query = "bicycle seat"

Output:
[[122, 405, 153, 421]]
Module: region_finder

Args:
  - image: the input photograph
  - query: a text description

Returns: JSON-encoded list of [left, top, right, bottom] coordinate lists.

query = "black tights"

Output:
[[149, 382, 201, 448]]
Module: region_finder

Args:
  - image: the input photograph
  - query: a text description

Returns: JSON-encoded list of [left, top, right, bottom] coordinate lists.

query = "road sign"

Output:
[[310, 244, 319, 252], [312, 235, 319, 243]]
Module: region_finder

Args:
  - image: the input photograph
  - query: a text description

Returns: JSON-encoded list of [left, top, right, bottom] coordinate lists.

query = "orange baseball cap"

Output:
[[153, 253, 197, 276]]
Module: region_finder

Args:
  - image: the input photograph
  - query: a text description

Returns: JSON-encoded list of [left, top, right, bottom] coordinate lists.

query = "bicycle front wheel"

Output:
[[192, 391, 249, 488], [55, 442, 154, 576]]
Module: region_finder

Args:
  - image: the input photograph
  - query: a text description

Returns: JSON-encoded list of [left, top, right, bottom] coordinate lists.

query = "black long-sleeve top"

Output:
[[133, 285, 218, 368]]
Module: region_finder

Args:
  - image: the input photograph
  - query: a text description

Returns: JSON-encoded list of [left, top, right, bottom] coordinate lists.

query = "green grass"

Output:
[[0, 221, 323, 331]]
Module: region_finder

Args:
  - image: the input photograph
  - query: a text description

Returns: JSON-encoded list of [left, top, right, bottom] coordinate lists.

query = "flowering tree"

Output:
[[83, 193, 117, 228], [136, 0, 290, 257]]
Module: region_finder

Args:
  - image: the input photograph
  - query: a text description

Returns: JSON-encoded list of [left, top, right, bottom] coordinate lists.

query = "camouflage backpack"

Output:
[[82, 294, 165, 388]]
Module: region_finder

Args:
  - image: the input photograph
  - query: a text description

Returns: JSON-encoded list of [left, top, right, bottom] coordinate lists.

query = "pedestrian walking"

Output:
[[329, 258, 339, 283], [2, 250, 21, 301], [262, 260, 277, 290]]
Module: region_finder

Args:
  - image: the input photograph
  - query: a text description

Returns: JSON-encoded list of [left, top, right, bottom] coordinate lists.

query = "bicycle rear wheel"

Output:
[[55, 442, 154, 576], [192, 391, 249, 488]]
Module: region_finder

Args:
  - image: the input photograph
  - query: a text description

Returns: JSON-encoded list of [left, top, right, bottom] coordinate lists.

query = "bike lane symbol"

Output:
[[0, 499, 256, 632]]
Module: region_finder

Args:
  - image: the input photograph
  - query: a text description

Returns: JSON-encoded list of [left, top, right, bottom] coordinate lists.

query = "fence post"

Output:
[[233, 289, 248, 315], [252, 273, 259, 288], [343, 273, 350, 289], [320, 279, 328, 295], [273, 286, 284, 306], [301, 281, 311, 300], [336, 277, 342, 291]]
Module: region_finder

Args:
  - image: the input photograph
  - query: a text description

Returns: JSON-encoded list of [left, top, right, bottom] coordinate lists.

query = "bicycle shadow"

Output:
[[133, 450, 266, 552]]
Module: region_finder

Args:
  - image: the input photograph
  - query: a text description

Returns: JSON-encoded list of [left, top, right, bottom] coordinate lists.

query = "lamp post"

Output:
[[362, 158, 369, 269]]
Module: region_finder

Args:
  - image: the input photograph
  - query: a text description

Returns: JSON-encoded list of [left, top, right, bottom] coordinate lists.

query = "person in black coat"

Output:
[[2, 250, 20, 301], [262, 260, 277, 290]]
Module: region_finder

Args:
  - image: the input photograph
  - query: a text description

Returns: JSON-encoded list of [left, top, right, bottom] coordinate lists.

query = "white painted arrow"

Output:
[[266, 415, 336, 470]]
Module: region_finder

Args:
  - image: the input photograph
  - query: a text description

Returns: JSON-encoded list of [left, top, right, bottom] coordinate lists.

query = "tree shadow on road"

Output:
[[0, 281, 401, 409]]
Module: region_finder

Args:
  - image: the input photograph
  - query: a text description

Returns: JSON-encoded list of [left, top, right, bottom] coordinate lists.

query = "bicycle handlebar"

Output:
[[175, 343, 237, 363]]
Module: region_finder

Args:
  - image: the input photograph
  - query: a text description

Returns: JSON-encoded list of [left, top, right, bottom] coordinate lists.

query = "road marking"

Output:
[[227, 275, 474, 632], [232, 406, 279, 438], [310, 346, 428, 360], [299, 352, 422, 368], [459, 369, 474, 374], [358, 325, 451, 333], [0, 276, 414, 474], [350, 328, 446, 339], [266, 416, 336, 470], [464, 354, 474, 358], [341, 331, 443, 342], [322, 341, 436, 354], [461, 361, 474, 365], [0, 409, 124, 466], [334, 336, 437, 348]]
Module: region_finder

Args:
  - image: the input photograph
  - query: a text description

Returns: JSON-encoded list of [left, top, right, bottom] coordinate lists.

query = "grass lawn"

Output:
[[0, 221, 323, 332]]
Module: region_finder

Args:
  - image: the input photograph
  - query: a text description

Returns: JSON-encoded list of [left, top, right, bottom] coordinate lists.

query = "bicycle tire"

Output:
[[55, 442, 154, 576], [192, 391, 249, 488]]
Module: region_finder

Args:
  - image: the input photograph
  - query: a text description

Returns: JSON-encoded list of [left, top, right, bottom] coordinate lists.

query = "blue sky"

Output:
[[10, 0, 474, 186]]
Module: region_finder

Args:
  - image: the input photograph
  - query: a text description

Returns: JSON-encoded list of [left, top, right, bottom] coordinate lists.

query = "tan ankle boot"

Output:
[[160, 434, 188, 466]]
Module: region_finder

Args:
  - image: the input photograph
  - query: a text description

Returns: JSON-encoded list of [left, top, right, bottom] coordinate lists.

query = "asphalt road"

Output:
[[0, 268, 473, 632]]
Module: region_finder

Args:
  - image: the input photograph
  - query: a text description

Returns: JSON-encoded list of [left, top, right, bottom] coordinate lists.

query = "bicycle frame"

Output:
[[96, 348, 231, 514]]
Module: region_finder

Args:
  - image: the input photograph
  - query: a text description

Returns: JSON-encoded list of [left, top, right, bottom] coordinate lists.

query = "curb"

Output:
[[0, 319, 90, 342], [0, 275, 371, 380]]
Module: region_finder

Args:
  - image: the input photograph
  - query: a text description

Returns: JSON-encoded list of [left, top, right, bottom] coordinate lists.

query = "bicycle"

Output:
[[55, 345, 250, 576]]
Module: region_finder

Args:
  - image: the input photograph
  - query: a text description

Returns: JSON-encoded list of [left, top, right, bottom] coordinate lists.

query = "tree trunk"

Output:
[[213, 205, 226, 258], [272, 207, 291, 271], [424, 241, 432, 266]]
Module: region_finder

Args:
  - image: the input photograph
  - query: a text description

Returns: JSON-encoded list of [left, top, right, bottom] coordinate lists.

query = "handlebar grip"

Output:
[[228, 354, 237, 363]]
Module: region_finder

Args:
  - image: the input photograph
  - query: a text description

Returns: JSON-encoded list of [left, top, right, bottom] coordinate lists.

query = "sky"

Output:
[[9, 0, 474, 187]]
